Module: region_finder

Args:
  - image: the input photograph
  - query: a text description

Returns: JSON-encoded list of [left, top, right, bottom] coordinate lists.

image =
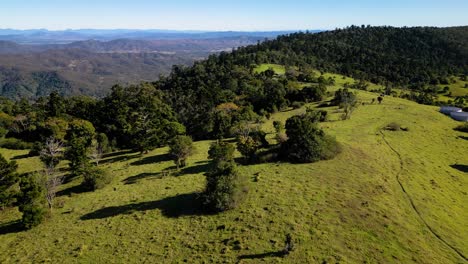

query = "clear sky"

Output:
[[1, 0, 467, 31]]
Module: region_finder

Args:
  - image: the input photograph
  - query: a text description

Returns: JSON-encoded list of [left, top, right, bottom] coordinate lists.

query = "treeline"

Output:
[[233, 25, 468, 85]]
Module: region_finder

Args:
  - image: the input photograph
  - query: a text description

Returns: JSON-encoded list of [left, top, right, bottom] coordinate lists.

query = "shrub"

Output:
[[204, 142, 247, 212], [18, 173, 47, 229], [208, 141, 235, 163], [0, 154, 19, 209], [81, 166, 111, 191], [236, 135, 261, 162], [454, 123, 468, 133], [168, 135, 195, 169], [385, 122, 401, 131], [281, 114, 341, 163], [203, 161, 247, 212], [0, 138, 33, 150]]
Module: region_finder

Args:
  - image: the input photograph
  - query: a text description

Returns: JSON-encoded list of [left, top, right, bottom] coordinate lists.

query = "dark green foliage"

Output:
[[203, 143, 246, 212], [46, 91, 66, 117], [306, 109, 328, 122], [236, 135, 261, 162], [17, 174, 46, 229], [96, 133, 111, 154], [331, 88, 357, 107], [239, 26, 468, 86], [98, 84, 184, 151], [454, 123, 468, 133], [281, 114, 341, 163], [208, 141, 236, 163], [168, 135, 195, 169], [81, 165, 111, 191], [0, 154, 19, 208], [65, 119, 95, 173]]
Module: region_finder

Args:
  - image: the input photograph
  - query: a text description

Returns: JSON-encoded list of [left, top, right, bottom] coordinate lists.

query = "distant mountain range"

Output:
[[0, 29, 312, 99], [0, 29, 308, 44]]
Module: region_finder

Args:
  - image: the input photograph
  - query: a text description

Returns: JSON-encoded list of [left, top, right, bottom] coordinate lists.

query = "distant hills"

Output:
[[0, 29, 303, 44], [0, 29, 305, 99]]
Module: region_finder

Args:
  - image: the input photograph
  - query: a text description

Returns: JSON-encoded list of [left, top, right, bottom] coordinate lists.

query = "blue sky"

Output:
[[1, 0, 467, 30]]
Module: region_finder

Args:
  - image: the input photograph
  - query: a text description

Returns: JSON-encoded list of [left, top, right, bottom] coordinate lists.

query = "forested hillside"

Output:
[[235, 26, 468, 84]]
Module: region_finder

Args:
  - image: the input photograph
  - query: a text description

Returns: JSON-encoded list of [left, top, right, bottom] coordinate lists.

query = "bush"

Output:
[[81, 166, 111, 191], [454, 123, 468, 133], [204, 142, 247, 212], [281, 114, 341, 163], [385, 122, 401, 131], [203, 161, 247, 212], [0, 154, 19, 208], [18, 173, 46, 229], [208, 141, 235, 163], [0, 138, 33, 150], [168, 135, 195, 169]]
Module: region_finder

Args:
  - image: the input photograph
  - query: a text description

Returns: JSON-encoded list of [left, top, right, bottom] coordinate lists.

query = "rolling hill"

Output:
[[0, 88, 466, 263]]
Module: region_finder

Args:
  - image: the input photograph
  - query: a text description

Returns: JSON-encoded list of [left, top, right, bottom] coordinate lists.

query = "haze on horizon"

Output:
[[1, 0, 467, 31]]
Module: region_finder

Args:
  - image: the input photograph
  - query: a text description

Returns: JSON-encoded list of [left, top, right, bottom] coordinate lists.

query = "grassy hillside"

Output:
[[0, 90, 467, 263]]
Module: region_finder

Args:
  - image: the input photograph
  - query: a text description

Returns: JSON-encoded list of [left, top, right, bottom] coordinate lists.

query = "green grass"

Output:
[[253, 64, 286, 75], [438, 77, 468, 98], [0, 90, 467, 263]]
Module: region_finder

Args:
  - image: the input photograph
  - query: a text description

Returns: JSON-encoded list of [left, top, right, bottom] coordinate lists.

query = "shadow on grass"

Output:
[[102, 150, 136, 159], [180, 162, 211, 175], [122, 172, 163, 185], [450, 164, 468, 173], [11, 154, 31, 160], [0, 221, 23, 235], [100, 153, 141, 165], [130, 153, 171, 166], [458, 136, 468, 141], [238, 251, 287, 260], [57, 184, 89, 197], [80, 192, 209, 220]]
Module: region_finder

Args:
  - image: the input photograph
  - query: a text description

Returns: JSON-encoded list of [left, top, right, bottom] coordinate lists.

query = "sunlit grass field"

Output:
[[0, 86, 467, 262]]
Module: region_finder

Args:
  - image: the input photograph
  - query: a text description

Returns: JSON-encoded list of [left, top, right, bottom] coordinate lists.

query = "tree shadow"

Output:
[[0, 221, 24, 235], [238, 251, 287, 260], [450, 164, 468, 173], [57, 184, 89, 197], [130, 153, 171, 166], [122, 172, 163, 185], [180, 162, 211, 175], [11, 154, 31, 160], [458, 136, 468, 141], [100, 153, 141, 165], [102, 150, 136, 159], [80, 192, 210, 220]]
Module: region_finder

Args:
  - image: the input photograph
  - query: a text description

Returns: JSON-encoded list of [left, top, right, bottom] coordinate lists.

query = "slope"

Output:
[[0, 90, 466, 263]]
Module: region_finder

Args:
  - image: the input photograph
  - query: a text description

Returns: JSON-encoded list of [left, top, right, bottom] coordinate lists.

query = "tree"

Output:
[[18, 173, 46, 229], [99, 84, 184, 152], [81, 165, 111, 191], [90, 133, 111, 165], [65, 119, 95, 174], [46, 91, 66, 117], [203, 142, 246, 212], [39, 137, 64, 209], [168, 135, 195, 169], [281, 114, 341, 163], [0, 154, 19, 209]]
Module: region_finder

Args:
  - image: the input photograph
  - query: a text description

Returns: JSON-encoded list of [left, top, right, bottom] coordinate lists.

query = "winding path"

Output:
[[379, 131, 467, 262]]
